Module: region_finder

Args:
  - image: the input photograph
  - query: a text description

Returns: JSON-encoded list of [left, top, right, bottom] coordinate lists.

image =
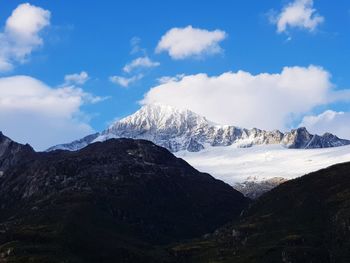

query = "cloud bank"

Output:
[[0, 75, 101, 150]]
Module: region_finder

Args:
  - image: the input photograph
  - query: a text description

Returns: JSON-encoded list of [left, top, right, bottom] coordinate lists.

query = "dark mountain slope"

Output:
[[0, 137, 248, 262], [174, 162, 350, 263]]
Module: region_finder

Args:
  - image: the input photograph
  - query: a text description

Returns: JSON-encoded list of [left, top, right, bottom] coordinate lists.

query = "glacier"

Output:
[[176, 143, 350, 184]]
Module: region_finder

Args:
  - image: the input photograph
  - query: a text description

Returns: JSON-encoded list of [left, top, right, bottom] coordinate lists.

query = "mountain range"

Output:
[[48, 104, 350, 152]]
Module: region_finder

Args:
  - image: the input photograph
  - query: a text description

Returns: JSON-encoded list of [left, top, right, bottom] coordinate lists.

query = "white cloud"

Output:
[[271, 0, 324, 33], [300, 110, 350, 139], [157, 74, 185, 84], [110, 39, 158, 88], [141, 65, 345, 131], [109, 74, 143, 88], [123, 56, 160, 73], [130, 37, 145, 55], [0, 3, 50, 72], [156, 25, 227, 60], [64, 71, 89, 85], [0, 75, 102, 150]]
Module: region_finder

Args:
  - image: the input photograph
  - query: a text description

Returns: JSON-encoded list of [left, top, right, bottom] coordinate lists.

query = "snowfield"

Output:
[[176, 144, 350, 185]]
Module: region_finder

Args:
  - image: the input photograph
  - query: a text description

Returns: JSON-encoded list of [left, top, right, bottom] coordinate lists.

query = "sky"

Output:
[[0, 0, 350, 150]]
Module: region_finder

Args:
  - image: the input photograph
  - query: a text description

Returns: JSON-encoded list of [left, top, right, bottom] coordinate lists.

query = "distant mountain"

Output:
[[48, 104, 350, 152], [0, 135, 248, 262], [46, 132, 100, 151], [234, 177, 288, 199], [173, 162, 350, 262]]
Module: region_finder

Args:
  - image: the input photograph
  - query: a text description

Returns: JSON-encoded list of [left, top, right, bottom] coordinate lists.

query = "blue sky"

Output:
[[0, 0, 350, 150]]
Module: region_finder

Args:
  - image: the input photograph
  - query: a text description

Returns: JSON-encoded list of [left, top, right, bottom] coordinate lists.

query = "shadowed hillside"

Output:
[[0, 136, 248, 262], [173, 162, 350, 262]]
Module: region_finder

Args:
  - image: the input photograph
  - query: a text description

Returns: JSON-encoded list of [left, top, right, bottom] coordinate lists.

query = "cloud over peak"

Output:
[[142, 65, 341, 131], [156, 25, 227, 60]]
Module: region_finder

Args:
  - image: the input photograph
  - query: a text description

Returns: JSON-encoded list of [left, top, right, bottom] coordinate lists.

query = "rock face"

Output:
[[175, 162, 350, 262], [0, 135, 248, 262], [48, 104, 350, 152]]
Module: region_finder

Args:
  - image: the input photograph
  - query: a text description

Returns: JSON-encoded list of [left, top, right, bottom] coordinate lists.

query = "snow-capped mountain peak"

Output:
[[94, 103, 214, 152], [108, 103, 212, 134]]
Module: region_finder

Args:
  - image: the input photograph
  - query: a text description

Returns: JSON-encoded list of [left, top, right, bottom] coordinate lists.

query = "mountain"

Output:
[[0, 135, 248, 262], [48, 104, 350, 153], [173, 162, 350, 262]]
